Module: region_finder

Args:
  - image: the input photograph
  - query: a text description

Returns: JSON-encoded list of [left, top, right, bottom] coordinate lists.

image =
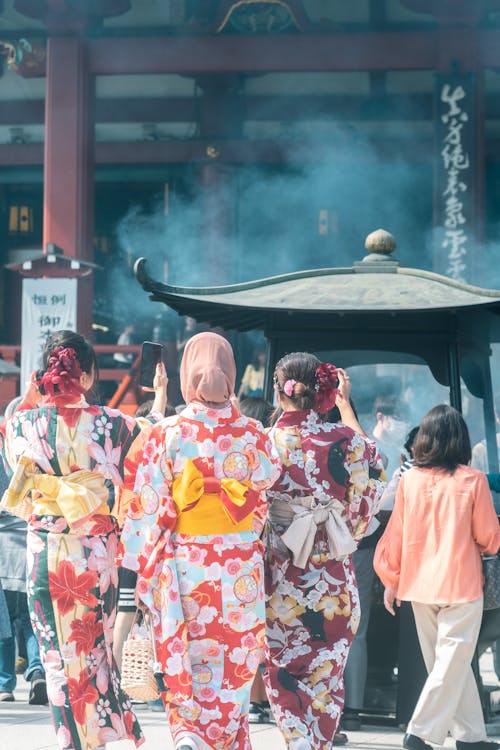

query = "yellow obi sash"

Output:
[[172, 459, 258, 535], [1, 455, 110, 531]]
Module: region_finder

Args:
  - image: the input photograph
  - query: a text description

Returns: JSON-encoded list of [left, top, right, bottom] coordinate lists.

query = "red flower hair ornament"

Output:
[[314, 362, 339, 413], [38, 346, 86, 400]]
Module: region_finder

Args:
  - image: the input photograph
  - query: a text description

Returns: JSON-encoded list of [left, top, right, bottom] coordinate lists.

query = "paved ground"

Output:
[[2, 659, 500, 750]]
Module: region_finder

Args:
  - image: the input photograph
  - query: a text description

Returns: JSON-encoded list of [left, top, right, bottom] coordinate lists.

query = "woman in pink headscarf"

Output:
[[120, 332, 280, 750]]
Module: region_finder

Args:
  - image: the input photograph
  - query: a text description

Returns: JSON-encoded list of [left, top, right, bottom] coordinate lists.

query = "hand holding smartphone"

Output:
[[139, 342, 165, 390]]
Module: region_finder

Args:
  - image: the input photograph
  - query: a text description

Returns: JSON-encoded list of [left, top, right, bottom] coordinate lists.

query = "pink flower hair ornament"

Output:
[[314, 363, 339, 413], [283, 379, 297, 397]]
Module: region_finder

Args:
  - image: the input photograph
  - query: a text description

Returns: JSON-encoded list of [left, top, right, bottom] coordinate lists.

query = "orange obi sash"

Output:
[[172, 459, 259, 535]]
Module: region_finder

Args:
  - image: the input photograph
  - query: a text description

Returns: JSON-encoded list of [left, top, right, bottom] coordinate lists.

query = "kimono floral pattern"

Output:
[[27, 515, 143, 750], [2, 403, 154, 750], [120, 402, 280, 750], [264, 410, 385, 750]]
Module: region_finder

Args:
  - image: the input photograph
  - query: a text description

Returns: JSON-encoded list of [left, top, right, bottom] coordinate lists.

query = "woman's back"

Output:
[[268, 410, 383, 540], [4, 404, 140, 482], [378, 464, 499, 604]]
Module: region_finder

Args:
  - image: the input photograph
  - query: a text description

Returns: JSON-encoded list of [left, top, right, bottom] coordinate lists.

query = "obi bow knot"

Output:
[[172, 459, 258, 524], [271, 495, 357, 569], [0, 454, 109, 530]]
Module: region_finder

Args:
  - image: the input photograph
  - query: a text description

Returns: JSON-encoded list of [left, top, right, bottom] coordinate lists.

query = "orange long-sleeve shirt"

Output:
[[374, 465, 500, 604]]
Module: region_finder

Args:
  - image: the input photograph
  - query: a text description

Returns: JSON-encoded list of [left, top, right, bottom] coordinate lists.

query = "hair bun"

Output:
[[294, 382, 307, 396], [37, 346, 85, 400]]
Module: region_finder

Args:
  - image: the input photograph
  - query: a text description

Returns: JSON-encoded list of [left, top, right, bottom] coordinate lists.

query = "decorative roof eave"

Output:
[[6, 247, 101, 278], [134, 256, 500, 319]]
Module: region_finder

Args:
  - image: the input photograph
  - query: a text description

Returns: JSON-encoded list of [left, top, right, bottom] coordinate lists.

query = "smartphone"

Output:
[[139, 341, 164, 389]]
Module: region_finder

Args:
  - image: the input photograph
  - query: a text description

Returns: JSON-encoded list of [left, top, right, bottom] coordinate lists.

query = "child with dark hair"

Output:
[[239, 396, 273, 428], [375, 404, 500, 750]]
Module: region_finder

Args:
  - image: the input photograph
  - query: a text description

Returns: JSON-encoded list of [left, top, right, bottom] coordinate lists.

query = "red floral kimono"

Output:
[[1, 399, 156, 750], [264, 409, 385, 750], [120, 401, 280, 750]]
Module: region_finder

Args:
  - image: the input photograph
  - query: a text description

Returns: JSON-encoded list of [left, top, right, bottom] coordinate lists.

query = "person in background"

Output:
[[378, 426, 420, 512], [0, 583, 10, 643], [119, 332, 280, 750], [176, 316, 197, 363], [239, 395, 275, 726], [376, 425, 427, 730], [113, 323, 135, 368], [339, 424, 412, 732], [0, 396, 47, 705], [471, 396, 500, 474], [264, 353, 385, 750], [372, 395, 409, 477], [325, 391, 387, 744], [375, 404, 500, 750], [0, 329, 166, 750], [239, 396, 274, 429], [113, 396, 175, 713], [237, 348, 266, 399]]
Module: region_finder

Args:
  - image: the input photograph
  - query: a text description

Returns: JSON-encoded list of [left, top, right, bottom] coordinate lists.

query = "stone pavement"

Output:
[[1, 677, 499, 750]]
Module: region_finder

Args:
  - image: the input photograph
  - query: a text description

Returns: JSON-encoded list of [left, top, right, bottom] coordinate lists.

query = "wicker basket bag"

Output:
[[120, 608, 160, 702]]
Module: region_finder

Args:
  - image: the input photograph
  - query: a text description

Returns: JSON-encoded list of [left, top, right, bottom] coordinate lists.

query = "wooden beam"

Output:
[[0, 136, 475, 167], [10, 92, 500, 128], [0, 94, 432, 126], [87, 32, 440, 74], [96, 96, 197, 123], [9, 28, 500, 78], [85, 29, 500, 75], [0, 143, 44, 164]]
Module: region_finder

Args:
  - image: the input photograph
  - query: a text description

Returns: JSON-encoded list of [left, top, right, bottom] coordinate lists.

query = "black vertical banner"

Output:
[[434, 73, 477, 282]]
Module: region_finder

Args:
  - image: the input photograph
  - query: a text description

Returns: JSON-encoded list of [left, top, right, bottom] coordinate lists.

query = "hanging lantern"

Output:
[[9, 205, 34, 234]]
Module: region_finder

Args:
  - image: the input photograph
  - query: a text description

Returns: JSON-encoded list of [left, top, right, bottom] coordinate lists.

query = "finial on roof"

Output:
[[364, 228, 397, 256]]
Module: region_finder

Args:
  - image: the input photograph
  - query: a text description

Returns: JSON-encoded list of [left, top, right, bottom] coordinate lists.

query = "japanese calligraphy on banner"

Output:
[[436, 75, 476, 282], [21, 278, 77, 388]]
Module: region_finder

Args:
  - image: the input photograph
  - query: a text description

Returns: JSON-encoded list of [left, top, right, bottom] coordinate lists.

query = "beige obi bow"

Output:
[[0, 455, 109, 531], [269, 495, 357, 569]]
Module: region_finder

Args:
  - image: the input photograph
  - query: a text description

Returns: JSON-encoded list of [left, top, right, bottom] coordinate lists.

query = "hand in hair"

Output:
[[20, 371, 41, 410], [334, 369, 367, 437], [336, 369, 351, 403]]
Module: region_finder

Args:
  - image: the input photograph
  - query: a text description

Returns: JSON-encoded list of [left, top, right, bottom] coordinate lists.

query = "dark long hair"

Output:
[[412, 404, 471, 472], [240, 396, 273, 428]]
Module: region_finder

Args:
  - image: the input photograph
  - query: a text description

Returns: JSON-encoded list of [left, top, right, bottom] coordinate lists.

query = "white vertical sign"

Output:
[[21, 278, 77, 387]]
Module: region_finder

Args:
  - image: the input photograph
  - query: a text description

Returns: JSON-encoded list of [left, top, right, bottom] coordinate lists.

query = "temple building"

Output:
[[1, 0, 500, 346], [2, 1, 500, 719]]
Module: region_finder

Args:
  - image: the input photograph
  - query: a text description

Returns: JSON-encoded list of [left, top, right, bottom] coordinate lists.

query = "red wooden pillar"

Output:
[[43, 35, 95, 337]]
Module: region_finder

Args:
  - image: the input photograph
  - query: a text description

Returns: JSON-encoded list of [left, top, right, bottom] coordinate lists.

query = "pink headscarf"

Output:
[[180, 332, 236, 406]]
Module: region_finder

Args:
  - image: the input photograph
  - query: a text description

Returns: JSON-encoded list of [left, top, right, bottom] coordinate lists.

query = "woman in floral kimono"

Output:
[[0, 329, 166, 750], [264, 352, 385, 750], [120, 331, 280, 750]]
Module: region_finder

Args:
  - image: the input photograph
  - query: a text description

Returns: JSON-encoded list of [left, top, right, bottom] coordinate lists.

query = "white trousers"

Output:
[[407, 597, 486, 746]]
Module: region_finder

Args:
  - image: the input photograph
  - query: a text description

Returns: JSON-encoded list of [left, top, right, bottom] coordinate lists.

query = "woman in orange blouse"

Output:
[[374, 404, 500, 750]]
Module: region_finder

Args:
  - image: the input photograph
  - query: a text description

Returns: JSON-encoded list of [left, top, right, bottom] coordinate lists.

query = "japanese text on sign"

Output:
[[21, 279, 77, 387], [440, 84, 470, 281]]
